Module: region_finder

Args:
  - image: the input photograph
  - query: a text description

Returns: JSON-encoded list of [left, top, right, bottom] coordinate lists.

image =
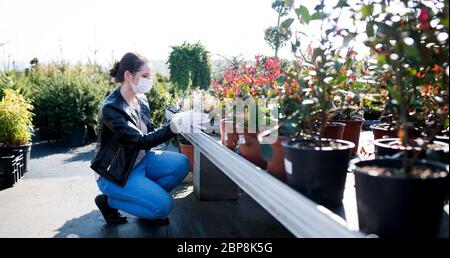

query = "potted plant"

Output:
[[210, 77, 236, 149], [279, 0, 356, 208], [371, 111, 422, 140], [177, 135, 194, 172], [211, 56, 277, 168], [362, 94, 383, 120], [176, 88, 219, 171], [260, 60, 302, 181], [259, 58, 346, 181], [352, 0, 449, 237], [331, 91, 365, 154], [328, 45, 369, 154], [0, 89, 34, 179]]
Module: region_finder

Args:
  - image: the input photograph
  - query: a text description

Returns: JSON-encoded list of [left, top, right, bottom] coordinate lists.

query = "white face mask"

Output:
[[131, 77, 153, 94]]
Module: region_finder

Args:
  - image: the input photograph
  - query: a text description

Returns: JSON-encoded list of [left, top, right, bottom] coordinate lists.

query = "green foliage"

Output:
[[0, 71, 34, 99], [0, 89, 34, 145], [167, 42, 212, 92], [285, 0, 352, 143], [30, 62, 112, 140], [358, 0, 449, 144], [145, 74, 177, 127], [362, 94, 384, 120]]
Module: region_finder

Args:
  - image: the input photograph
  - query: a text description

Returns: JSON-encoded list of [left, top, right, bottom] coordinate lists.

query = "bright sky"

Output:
[[0, 0, 297, 67], [1, 0, 374, 71]]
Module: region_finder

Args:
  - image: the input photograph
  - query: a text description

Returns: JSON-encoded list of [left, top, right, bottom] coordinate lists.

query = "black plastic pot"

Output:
[[13, 144, 31, 174], [374, 138, 449, 163], [281, 139, 355, 208], [0, 146, 25, 189], [352, 158, 449, 238], [61, 125, 87, 147], [0, 145, 28, 172], [86, 125, 98, 143], [364, 109, 382, 121], [362, 120, 380, 131]]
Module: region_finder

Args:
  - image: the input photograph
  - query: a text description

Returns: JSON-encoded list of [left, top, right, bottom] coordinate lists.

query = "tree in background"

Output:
[[264, 0, 293, 58], [167, 42, 212, 92]]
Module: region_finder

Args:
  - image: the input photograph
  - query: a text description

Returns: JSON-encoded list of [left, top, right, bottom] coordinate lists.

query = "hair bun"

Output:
[[109, 61, 120, 79]]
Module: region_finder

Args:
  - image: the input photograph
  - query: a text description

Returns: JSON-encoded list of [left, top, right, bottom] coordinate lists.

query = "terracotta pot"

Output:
[[371, 124, 422, 140], [266, 136, 289, 181], [179, 143, 194, 172], [321, 122, 346, 139], [371, 124, 398, 140], [220, 118, 238, 150], [239, 133, 267, 169], [334, 120, 363, 154]]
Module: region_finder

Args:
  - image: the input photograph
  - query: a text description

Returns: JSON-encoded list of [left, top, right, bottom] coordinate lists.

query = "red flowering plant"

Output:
[[266, 60, 306, 137], [211, 55, 287, 134], [357, 0, 449, 170], [211, 55, 284, 99]]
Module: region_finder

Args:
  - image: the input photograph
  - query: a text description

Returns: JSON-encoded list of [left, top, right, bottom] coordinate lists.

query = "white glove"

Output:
[[170, 111, 209, 134], [165, 104, 179, 121]]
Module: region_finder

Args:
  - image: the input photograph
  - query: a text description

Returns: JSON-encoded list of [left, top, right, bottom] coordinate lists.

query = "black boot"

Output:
[[95, 194, 127, 225]]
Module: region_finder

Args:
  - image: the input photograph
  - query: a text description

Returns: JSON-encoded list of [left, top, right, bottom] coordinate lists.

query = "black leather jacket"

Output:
[[90, 87, 175, 187]]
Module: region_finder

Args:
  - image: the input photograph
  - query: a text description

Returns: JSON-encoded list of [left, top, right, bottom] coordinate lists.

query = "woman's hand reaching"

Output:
[[169, 111, 210, 134]]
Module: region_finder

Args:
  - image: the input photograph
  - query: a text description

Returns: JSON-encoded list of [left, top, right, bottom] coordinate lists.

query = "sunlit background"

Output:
[[0, 0, 403, 73], [0, 0, 290, 71]]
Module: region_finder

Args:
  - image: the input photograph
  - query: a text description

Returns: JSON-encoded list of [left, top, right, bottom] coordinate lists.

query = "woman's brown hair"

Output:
[[109, 52, 148, 83]]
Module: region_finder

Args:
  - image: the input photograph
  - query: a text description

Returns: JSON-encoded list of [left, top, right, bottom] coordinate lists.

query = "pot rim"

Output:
[[281, 138, 355, 151], [221, 117, 235, 122], [325, 121, 346, 127], [374, 138, 449, 152], [351, 158, 449, 180], [332, 119, 365, 123], [370, 123, 397, 131], [0, 143, 32, 148], [435, 135, 449, 141]]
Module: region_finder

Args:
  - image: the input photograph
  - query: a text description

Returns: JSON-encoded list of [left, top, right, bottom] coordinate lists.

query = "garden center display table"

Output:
[[182, 129, 449, 238], [183, 129, 363, 238]]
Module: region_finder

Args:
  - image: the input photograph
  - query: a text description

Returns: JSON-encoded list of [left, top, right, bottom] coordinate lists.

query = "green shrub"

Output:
[[145, 74, 176, 126], [167, 42, 212, 91], [31, 63, 112, 140], [0, 89, 34, 146], [0, 71, 34, 100]]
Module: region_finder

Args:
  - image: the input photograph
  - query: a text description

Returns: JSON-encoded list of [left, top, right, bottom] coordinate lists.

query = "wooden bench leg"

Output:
[[193, 147, 241, 201]]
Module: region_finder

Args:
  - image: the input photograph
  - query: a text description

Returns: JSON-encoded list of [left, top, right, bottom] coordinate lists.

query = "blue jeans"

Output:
[[97, 151, 189, 219]]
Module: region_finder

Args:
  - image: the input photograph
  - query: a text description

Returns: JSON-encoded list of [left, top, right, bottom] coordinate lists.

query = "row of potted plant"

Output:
[[207, 0, 449, 238], [1, 61, 113, 147]]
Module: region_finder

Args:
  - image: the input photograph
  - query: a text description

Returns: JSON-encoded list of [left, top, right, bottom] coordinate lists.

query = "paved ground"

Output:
[[0, 139, 292, 238]]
